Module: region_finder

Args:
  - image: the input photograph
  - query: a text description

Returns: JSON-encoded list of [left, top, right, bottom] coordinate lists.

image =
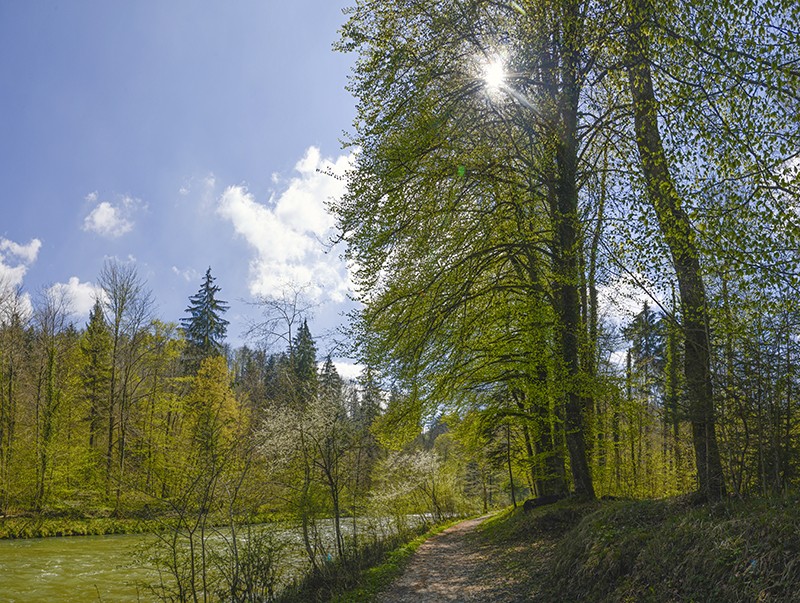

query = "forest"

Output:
[[333, 0, 800, 503], [2, 0, 800, 600]]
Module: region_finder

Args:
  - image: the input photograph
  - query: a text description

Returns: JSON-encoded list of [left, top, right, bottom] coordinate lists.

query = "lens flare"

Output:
[[482, 56, 506, 90]]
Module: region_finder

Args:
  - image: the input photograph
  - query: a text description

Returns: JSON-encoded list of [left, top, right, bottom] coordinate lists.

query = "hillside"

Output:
[[477, 497, 800, 602]]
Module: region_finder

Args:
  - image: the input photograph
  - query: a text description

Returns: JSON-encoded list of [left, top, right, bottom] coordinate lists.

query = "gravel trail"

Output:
[[377, 516, 525, 602]]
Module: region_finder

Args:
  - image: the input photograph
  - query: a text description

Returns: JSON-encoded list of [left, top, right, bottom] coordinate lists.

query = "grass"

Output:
[[275, 516, 469, 603], [543, 495, 800, 602], [0, 515, 156, 538], [476, 499, 601, 599], [478, 495, 800, 603], [0, 504, 290, 539]]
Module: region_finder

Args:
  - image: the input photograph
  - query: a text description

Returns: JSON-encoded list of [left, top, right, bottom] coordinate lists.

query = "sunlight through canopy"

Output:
[[481, 55, 507, 91]]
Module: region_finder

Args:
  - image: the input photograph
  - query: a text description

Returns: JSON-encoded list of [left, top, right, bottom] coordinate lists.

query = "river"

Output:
[[0, 531, 155, 602], [0, 516, 423, 602]]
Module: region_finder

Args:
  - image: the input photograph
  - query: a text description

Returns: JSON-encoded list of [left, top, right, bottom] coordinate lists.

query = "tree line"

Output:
[[0, 259, 547, 596], [0, 261, 522, 532]]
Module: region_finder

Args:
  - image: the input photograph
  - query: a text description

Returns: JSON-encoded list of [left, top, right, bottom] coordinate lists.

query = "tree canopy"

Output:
[[334, 0, 800, 500]]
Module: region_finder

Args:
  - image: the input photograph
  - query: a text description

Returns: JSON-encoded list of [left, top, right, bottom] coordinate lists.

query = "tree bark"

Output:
[[625, 0, 725, 499], [550, 0, 595, 499]]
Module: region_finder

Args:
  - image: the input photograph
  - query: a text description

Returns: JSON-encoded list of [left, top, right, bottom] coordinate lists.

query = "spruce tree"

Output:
[[180, 267, 229, 373], [80, 299, 112, 451], [320, 356, 343, 406], [290, 319, 317, 404], [357, 366, 381, 431], [291, 320, 316, 381]]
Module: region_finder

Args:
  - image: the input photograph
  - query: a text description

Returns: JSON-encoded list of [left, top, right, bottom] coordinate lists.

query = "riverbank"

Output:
[[0, 514, 155, 538], [275, 517, 468, 603], [0, 509, 285, 539]]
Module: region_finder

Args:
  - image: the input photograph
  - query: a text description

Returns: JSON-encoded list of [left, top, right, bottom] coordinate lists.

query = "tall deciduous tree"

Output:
[[336, 0, 601, 498], [98, 259, 153, 503], [0, 287, 27, 512], [623, 0, 725, 499], [31, 287, 74, 510], [621, 0, 800, 498]]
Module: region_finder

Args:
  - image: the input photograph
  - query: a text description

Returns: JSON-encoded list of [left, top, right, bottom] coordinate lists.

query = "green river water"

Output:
[[0, 532, 156, 602], [0, 517, 418, 602]]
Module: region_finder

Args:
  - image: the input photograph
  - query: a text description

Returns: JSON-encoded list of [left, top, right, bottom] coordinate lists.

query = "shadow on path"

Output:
[[378, 515, 524, 602]]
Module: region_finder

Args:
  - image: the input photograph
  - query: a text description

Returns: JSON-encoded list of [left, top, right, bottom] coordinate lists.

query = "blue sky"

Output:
[[0, 2, 359, 374]]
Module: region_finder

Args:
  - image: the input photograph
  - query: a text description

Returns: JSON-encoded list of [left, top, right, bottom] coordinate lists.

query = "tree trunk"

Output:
[[625, 0, 725, 499], [506, 423, 517, 508], [542, 0, 595, 500], [515, 385, 566, 497]]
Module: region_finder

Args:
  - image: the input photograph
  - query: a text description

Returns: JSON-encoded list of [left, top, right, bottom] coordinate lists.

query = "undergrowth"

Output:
[[0, 508, 288, 539], [278, 517, 465, 603], [483, 495, 800, 602], [0, 515, 154, 538], [544, 495, 800, 602]]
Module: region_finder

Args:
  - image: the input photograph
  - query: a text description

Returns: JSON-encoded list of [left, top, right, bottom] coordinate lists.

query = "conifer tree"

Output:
[[357, 366, 382, 431], [320, 356, 344, 407], [80, 299, 112, 451], [290, 319, 318, 403], [180, 267, 229, 373]]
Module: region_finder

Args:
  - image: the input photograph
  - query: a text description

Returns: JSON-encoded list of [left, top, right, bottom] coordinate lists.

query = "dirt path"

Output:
[[377, 516, 523, 602]]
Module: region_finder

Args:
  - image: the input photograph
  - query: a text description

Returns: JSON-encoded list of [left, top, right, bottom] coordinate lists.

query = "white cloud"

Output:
[[172, 265, 200, 282], [83, 193, 144, 238], [316, 360, 362, 382], [0, 237, 41, 290], [333, 361, 363, 382], [83, 201, 133, 237], [0, 237, 41, 267], [48, 277, 105, 319], [0, 237, 40, 323], [217, 146, 353, 303]]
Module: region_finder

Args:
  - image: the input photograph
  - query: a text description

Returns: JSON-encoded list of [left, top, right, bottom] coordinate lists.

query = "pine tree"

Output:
[[290, 319, 318, 403], [180, 268, 229, 373], [320, 356, 344, 407], [80, 299, 112, 451]]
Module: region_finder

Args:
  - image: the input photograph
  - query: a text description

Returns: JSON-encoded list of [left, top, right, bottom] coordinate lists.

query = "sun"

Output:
[[482, 55, 507, 91]]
